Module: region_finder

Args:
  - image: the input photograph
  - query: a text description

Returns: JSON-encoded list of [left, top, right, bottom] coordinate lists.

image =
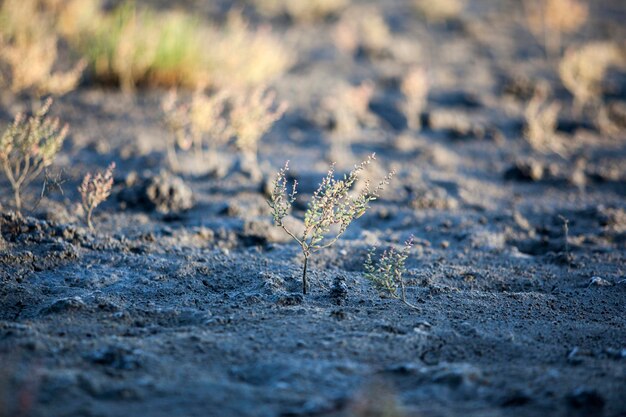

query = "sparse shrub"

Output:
[[251, 0, 349, 23], [64, 2, 292, 92], [524, 86, 565, 156], [523, 0, 588, 58], [79, 162, 115, 230], [268, 154, 394, 294], [364, 237, 419, 310], [559, 42, 625, 114], [0, 0, 85, 96], [0, 99, 67, 212], [400, 67, 429, 131], [230, 87, 288, 180], [412, 0, 465, 23]]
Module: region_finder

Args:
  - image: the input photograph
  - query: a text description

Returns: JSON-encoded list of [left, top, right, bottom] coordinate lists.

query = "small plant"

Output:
[[523, 0, 588, 59], [268, 154, 394, 294], [333, 6, 391, 57], [400, 67, 429, 131], [524, 85, 564, 156], [79, 162, 115, 230], [230, 86, 287, 180], [364, 237, 418, 310], [0, 99, 68, 212]]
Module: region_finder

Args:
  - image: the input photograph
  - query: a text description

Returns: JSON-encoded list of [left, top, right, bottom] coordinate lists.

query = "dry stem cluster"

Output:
[[79, 163, 115, 230]]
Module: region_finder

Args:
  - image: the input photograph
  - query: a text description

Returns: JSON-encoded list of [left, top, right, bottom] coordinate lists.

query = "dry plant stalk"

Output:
[[230, 87, 287, 179], [559, 42, 625, 114], [524, 86, 564, 156], [79, 163, 115, 230], [268, 154, 394, 294], [364, 237, 418, 310], [523, 0, 588, 59], [0, 0, 85, 96], [0, 99, 67, 212], [401, 67, 429, 131]]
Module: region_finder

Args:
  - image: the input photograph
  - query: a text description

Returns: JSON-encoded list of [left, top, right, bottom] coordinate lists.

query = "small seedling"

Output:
[[79, 163, 115, 230], [364, 237, 419, 310], [268, 154, 394, 294], [0, 98, 68, 212]]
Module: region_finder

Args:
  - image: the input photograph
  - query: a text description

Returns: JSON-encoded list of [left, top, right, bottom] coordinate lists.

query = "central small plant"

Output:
[[268, 154, 393, 294]]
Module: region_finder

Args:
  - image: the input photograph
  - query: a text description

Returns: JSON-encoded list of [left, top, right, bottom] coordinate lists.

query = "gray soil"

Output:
[[1, 0, 625, 416]]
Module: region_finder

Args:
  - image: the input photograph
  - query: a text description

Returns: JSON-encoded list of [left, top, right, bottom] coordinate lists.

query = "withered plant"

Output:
[[523, 0, 588, 59], [559, 42, 625, 114], [400, 67, 429, 131], [524, 86, 564, 156], [161, 89, 232, 172], [268, 154, 394, 294], [413, 0, 464, 23], [79, 162, 115, 230], [0, 99, 67, 212], [364, 237, 418, 310], [230, 87, 287, 180]]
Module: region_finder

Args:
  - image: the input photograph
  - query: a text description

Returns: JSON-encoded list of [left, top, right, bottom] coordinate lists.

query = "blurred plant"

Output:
[[349, 380, 405, 417], [62, 2, 292, 92], [523, 0, 588, 59], [559, 42, 625, 114], [400, 67, 429, 131], [268, 154, 394, 294], [161, 89, 232, 172], [324, 81, 376, 136], [524, 85, 564, 156], [364, 237, 418, 310], [251, 0, 349, 23], [230, 87, 287, 180], [413, 0, 465, 23], [79, 162, 115, 230], [0, 99, 67, 212], [0, 0, 85, 96], [333, 6, 391, 57]]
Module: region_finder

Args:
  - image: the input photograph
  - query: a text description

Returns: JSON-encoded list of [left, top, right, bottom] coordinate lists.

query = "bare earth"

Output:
[[1, 1, 625, 416]]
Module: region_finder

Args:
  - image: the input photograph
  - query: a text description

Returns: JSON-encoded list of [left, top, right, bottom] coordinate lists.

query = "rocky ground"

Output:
[[1, 0, 625, 416]]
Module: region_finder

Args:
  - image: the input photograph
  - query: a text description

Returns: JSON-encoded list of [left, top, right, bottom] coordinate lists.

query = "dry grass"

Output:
[[60, 2, 293, 92], [523, 0, 588, 58], [251, 0, 349, 23], [559, 41, 625, 114], [0, 0, 85, 96], [412, 0, 465, 23], [400, 67, 429, 131]]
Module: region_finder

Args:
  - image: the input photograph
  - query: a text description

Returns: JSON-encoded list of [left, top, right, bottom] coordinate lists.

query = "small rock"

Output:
[[41, 297, 86, 315], [587, 276, 612, 288], [276, 293, 304, 306], [118, 171, 193, 214], [329, 276, 348, 305]]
